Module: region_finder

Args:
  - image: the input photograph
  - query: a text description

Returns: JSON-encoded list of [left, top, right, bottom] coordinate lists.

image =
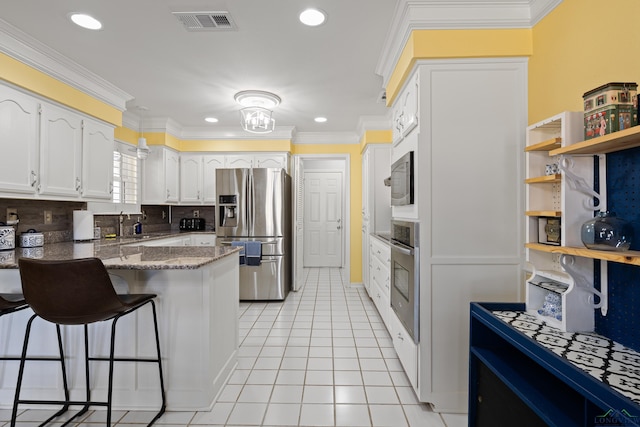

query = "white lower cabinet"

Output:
[[388, 308, 418, 387], [369, 236, 391, 329]]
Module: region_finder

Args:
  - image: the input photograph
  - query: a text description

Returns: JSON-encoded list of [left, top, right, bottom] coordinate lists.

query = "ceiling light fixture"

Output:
[[314, 117, 328, 123], [69, 13, 103, 30], [234, 90, 281, 134], [299, 8, 326, 26], [204, 117, 219, 123]]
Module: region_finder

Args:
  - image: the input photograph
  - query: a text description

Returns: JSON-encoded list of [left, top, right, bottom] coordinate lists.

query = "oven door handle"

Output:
[[389, 241, 414, 256]]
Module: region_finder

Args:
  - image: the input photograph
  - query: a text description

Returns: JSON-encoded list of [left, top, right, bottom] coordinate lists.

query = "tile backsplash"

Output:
[[0, 198, 215, 244]]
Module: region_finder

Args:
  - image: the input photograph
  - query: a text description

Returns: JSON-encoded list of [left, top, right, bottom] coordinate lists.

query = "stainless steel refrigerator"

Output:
[[216, 168, 292, 300]]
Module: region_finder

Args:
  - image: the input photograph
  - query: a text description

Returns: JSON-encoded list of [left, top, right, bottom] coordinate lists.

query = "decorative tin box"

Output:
[[583, 82, 637, 140]]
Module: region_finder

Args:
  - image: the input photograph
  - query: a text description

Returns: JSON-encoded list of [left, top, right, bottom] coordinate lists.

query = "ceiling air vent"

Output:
[[172, 11, 237, 31]]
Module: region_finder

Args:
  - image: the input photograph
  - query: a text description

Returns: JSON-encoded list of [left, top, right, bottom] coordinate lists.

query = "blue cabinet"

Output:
[[469, 302, 640, 426]]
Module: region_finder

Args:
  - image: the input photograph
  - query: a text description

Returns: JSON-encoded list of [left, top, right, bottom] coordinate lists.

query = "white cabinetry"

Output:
[[179, 154, 225, 205], [398, 59, 526, 412], [180, 154, 203, 204], [392, 71, 419, 144], [202, 155, 225, 203], [524, 112, 596, 332], [225, 152, 289, 171], [0, 83, 114, 202], [369, 236, 390, 329], [361, 144, 391, 291], [82, 119, 114, 200], [38, 103, 83, 198], [0, 84, 39, 196], [142, 146, 179, 204]]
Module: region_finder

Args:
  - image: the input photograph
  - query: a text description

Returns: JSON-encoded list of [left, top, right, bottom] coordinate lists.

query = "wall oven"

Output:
[[390, 219, 419, 343], [390, 151, 414, 206]]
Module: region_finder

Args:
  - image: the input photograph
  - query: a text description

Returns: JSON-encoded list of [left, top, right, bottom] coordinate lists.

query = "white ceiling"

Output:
[[0, 0, 398, 137]]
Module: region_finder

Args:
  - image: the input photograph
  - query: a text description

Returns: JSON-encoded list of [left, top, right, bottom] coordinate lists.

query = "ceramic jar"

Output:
[[581, 211, 633, 251], [0, 224, 15, 251]]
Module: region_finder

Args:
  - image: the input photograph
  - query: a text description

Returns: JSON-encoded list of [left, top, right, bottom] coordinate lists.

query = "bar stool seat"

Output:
[[14, 258, 166, 427], [0, 293, 27, 315]]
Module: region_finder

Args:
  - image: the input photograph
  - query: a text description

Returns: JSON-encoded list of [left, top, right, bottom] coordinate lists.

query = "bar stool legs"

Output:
[[10, 300, 165, 427], [10, 315, 71, 427]]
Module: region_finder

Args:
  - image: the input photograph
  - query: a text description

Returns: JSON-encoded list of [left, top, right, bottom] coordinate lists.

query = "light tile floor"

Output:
[[4, 268, 467, 427]]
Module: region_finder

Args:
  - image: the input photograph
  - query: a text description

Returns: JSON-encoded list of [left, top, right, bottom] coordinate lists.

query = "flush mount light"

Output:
[[299, 8, 326, 26], [204, 117, 219, 123], [234, 90, 281, 134], [314, 117, 328, 123], [69, 13, 103, 30]]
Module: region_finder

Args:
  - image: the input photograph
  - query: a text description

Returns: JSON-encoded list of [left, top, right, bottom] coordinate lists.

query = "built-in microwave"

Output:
[[390, 151, 414, 206]]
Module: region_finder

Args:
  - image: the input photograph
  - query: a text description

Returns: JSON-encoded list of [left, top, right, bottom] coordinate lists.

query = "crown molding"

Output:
[[357, 115, 392, 138], [293, 132, 359, 145], [0, 19, 132, 111], [529, 0, 562, 25], [376, 0, 562, 86]]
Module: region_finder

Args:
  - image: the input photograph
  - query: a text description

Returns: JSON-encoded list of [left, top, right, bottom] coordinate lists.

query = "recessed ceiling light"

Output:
[[299, 8, 326, 26], [204, 117, 219, 123], [69, 13, 103, 30], [314, 117, 328, 123]]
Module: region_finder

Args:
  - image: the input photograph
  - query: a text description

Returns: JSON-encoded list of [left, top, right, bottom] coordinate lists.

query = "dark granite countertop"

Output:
[[371, 232, 391, 243], [0, 232, 239, 270]]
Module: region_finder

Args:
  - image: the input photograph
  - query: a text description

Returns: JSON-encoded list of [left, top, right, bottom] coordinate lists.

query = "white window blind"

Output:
[[112, 151, 138, 204]]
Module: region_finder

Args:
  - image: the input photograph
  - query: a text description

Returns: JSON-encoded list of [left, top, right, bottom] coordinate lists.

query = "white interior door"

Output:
[[303, 171, 343, 267]]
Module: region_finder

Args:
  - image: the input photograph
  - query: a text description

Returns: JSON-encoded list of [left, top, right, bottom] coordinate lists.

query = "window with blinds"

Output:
[[112, 151, 138, 204]]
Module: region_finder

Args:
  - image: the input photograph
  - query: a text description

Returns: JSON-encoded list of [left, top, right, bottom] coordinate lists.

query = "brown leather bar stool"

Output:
[[0, 293, 28, 317], [13, 258, 166, 427]]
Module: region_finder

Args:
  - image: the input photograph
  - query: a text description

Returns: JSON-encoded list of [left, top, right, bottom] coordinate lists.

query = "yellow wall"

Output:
[[0, 52, 122, 126], [386, 29, 533, 105], [529, 0, 640, 124]]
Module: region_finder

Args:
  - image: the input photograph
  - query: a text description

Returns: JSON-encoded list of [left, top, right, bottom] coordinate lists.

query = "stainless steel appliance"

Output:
[[390, 219, 419, 343], [179, 217, 206, 231], [390, 151, 414, 206], [216, 168, 291, 300]]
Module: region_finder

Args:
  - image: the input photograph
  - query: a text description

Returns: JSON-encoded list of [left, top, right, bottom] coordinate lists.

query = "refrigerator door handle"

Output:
[[248, 169, 254, 234]]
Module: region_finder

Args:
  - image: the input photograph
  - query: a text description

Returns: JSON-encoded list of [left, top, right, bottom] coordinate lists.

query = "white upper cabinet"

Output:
[[39, 103, 83, 198], [225, 152, 289, 171], [254, 153, 288, 169], [179, 154, 203, 204], [225, 155, 253, 169], [82, 119, 114, 200], [0, 84, 39, 195], [392, 72, 419, 144], [202, 155, 225, 203], [179, 153, 225, 204], [142, 146, 179, 204]]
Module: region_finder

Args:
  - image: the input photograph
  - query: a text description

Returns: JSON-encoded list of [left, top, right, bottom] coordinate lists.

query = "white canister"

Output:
[[73, 210, 94, 241], [0, 225, 15, 251]]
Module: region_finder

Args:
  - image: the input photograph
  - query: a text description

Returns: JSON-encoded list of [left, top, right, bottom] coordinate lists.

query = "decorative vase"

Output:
[[581, 211, 633, 251]]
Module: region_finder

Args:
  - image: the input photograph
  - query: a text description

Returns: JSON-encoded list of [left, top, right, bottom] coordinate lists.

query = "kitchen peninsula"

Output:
[[0, 233, 240, 412]]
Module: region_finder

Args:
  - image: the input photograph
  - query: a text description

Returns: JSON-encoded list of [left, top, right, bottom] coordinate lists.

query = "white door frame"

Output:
[[292, 154, 350, 289]]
